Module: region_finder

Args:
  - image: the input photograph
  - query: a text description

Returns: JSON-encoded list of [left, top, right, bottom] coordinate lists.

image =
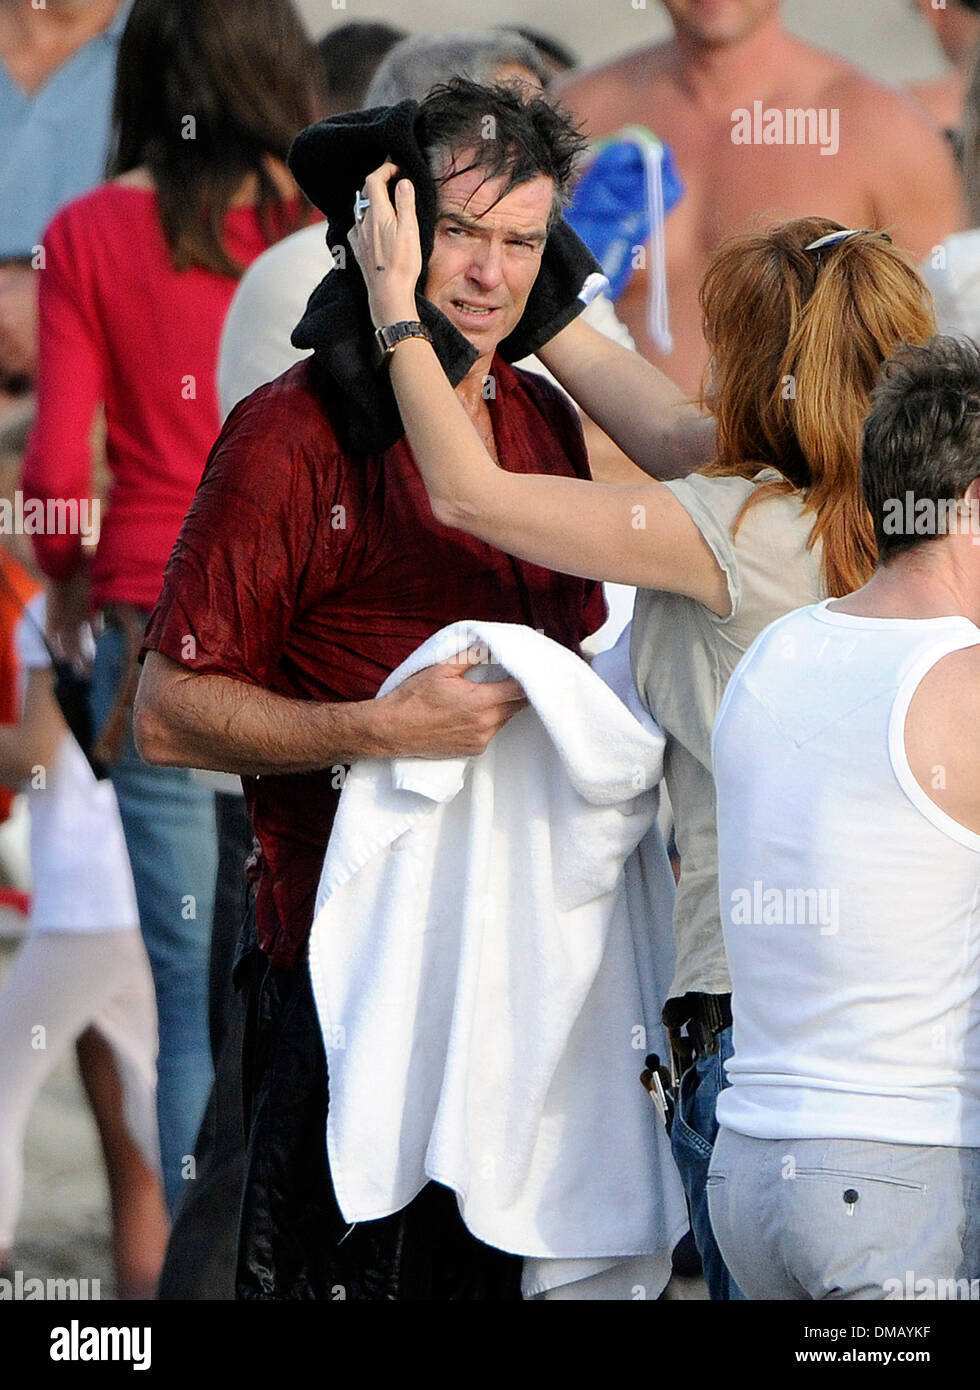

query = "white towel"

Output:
[[309, 621, 687, 1294]]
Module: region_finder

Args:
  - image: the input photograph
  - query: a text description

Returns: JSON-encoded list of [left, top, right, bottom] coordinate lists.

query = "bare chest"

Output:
[[656, 96, 874, 261]]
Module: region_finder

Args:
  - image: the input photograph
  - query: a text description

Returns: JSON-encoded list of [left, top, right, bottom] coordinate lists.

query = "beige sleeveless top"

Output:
[[630, 470, 824, 999]]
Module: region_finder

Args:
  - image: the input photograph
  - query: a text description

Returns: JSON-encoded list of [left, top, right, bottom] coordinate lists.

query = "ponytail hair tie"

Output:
[[804, 228, 892, 271]]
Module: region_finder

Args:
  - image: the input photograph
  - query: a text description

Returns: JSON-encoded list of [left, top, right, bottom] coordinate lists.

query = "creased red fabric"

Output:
[[143, 355, 607, 967]]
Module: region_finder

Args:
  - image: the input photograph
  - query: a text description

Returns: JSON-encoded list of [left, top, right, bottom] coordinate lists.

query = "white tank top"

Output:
[[713, 600, 980, 1147]]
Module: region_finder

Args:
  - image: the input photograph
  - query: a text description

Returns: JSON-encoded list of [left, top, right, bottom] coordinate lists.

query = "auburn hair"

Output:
[[699, 217, 936, 596]]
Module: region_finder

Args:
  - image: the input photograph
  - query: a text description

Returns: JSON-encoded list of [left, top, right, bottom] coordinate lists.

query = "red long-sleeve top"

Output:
[[22, 183, 305, 611]]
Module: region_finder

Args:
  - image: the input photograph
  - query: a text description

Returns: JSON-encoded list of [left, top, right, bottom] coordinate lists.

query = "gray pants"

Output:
[[707, 1126, 980, 1300]]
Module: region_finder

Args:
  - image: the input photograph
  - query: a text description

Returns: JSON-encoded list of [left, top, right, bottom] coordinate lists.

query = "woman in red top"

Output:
[[21, 0, 321, 1217]]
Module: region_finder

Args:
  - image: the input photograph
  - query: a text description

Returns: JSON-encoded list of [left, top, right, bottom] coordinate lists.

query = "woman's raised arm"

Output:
[[350, 164, 730, 616], [537, 315, 714, 479]]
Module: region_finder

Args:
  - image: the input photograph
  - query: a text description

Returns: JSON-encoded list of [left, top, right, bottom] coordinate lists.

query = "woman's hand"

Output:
[[348, 161, 423, 329]]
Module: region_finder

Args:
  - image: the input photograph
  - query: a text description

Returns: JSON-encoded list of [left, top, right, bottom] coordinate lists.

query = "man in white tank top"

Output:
[[708, 335, 980, 1300]]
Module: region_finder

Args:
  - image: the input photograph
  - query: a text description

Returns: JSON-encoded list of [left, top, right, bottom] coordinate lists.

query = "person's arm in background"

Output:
[[0, 665, 65, 788], [19, 208, 103, 665], [0, 261, 38, 388], [537, 314, 715, 479], [851, 77, 964, 258]]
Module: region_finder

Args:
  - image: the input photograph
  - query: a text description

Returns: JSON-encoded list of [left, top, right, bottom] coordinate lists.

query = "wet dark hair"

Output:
[[110, 0, 322, 276], [316, 22, 406, 115], [417, 77, 587, 228], [862, 335, 980, 563]]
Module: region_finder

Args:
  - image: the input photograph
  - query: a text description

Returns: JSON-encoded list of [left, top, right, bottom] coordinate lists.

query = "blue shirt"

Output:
[[0, 2, 130, 259]]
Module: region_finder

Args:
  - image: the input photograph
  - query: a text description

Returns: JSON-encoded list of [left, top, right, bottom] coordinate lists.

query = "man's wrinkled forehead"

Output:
[[431, 147, 555, 233]]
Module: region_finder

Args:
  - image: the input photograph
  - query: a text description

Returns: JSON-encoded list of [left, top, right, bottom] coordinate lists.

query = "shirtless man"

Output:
[[560, 0, 963, 394]]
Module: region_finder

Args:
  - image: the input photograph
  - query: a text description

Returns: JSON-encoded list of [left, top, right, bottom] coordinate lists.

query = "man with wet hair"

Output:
[[135, 80, 611, 1301]]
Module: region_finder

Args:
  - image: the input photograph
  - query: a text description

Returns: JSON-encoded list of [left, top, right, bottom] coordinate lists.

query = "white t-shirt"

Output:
[[17, 595, 138, 932], [713, 601, 980, 1148], [920, 228, 980, 341]]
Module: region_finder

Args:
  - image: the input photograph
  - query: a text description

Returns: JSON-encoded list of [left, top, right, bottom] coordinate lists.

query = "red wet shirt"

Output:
[[22, 184, 308, 611], [142, 357, 607, 967]]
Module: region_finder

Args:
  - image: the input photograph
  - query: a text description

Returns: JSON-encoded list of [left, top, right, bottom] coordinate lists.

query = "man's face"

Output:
[[661, 0, 780, 47], [423, 150, 554, 355]]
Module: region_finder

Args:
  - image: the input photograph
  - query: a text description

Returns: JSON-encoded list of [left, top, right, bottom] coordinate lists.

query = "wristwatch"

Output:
[[373, 320, 433, 370]]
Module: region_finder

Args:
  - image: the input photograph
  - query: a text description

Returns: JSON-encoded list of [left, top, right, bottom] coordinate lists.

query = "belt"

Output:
[[662, 991, 733, 1059]]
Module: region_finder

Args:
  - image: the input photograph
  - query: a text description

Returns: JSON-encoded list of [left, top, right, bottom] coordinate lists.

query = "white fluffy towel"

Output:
[[308, 621, 687, 1296]]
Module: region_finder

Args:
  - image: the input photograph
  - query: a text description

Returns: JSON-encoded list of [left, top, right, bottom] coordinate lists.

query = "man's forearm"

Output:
[[135, 662, 392, 775]]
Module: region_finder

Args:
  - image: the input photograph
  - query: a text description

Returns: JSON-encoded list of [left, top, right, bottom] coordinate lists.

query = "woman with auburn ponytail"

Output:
[[699, 218, 932, 597], [350, 186, 936, 1299]]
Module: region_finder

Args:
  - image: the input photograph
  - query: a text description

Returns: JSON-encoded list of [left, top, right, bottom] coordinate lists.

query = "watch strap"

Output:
[[373, 319, 433, 369]]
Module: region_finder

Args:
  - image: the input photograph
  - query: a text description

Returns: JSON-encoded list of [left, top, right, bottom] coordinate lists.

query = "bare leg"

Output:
[[75, 1026, 169, 1300]]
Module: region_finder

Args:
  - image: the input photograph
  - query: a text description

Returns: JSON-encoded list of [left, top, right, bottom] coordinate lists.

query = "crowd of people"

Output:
[[0, 0, 977, 1304]]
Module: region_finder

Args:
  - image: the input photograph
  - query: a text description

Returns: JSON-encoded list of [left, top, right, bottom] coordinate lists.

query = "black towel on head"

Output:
[[287, 99, 603, 454], [288, 101, 477, 454]]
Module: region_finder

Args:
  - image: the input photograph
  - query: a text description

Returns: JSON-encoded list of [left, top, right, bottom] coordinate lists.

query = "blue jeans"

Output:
[[90, 623, 217, 1211], [670, 1023, 745, 1300]]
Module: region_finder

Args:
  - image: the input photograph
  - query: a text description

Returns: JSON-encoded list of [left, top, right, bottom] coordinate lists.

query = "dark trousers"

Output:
[[157, 792, 252, 1300], [236, 941, 523, 1301]]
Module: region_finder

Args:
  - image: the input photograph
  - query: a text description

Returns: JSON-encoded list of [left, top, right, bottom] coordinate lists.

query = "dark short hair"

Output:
[[862, 335, 980, 562], [316, 22, 405, 115], [417, 77, 587, 227]]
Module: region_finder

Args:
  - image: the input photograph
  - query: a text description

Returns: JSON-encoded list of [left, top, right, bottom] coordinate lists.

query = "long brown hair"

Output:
[[109, 0, 322, 277], [699, 217, 936, 595]]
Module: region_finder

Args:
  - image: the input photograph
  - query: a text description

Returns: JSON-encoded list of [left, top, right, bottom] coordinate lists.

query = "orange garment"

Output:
[[0, 551, 41, 821]]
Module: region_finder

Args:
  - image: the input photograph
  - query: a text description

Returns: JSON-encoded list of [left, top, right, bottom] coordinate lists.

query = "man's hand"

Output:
[[135, 647, 527, 776], [377, 649, 528, 759], [348, 160, 422, 329], [0, 264, 39, 387], [46, 570, 91, 674]]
